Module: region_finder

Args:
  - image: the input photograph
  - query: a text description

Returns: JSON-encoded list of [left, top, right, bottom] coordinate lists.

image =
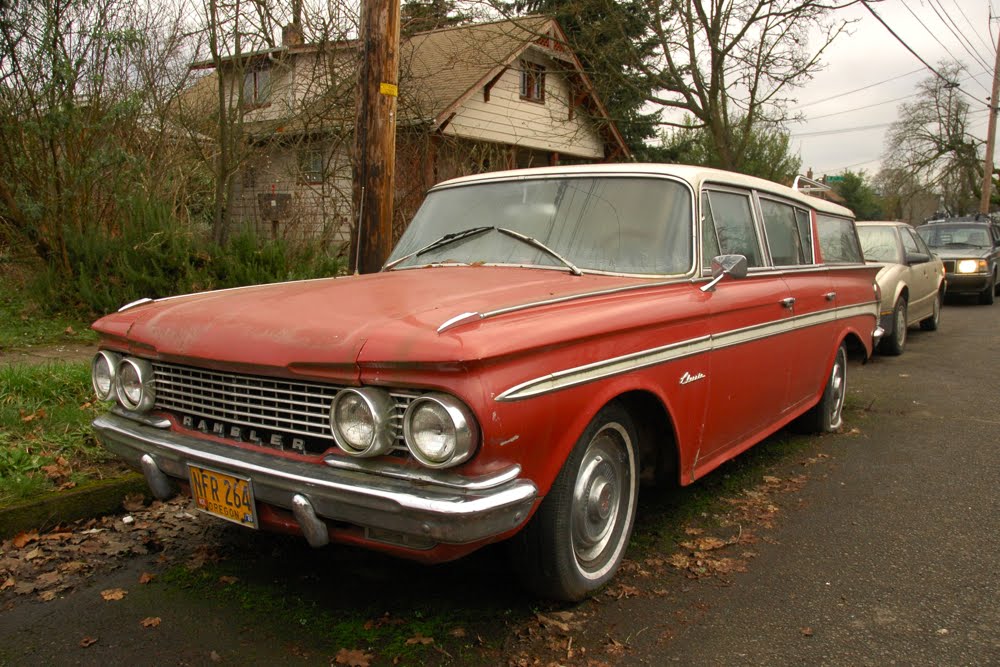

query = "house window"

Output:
[[299, 148, 325, 184], [520, 61, 545, 103], [242, 65, 271, 107]]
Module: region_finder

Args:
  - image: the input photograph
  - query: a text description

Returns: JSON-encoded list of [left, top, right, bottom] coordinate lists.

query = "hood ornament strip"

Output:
[[438, 311, 483, 333]]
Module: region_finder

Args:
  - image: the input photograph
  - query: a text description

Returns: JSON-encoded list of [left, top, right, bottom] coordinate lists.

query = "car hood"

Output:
[[92, 267, 664, 373], [926, 247, 992, 260]]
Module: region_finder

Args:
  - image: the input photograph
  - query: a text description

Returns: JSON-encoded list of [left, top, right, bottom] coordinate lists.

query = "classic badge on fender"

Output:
[[679, 371, 706, 385]]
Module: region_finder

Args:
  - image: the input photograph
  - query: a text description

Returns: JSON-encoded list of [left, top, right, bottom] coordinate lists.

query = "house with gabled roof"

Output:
[[182, 16, 630, 247]]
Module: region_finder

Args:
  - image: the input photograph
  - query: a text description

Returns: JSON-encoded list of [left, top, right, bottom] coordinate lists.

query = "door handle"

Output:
[[824, 291, 837, 301], [780, 297, 796, 309]]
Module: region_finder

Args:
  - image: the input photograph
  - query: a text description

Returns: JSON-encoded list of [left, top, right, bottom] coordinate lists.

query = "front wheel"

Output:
[[509, 403, 639, 601], [980, 274, 996, 305], [879, 299, 907, 356], [798, 343, 848, 433]]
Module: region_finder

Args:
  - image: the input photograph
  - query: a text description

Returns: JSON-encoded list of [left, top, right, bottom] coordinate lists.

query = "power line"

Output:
[[860, 0, 988, 109], [791, 68, 924, 110], [947, 0, 996, 56], [924, 0, 993, 74], [791, 122, 894, 139]]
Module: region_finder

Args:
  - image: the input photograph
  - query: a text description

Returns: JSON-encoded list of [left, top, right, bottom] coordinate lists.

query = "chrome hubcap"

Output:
[[828, 349, 846, 428], [895, 305, 906, 346], [571, 423, 634, 575]]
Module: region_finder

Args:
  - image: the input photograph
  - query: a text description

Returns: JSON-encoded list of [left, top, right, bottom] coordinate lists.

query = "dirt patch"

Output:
[[0, 342, 98, 367]]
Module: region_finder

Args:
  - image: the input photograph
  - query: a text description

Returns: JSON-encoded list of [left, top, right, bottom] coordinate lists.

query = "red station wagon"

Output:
[[91, 165, 881, 600]]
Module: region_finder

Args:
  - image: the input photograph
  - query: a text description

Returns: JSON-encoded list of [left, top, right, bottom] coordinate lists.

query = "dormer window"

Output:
[[242, 64, 271, 107], [520, 61, 545, 103]]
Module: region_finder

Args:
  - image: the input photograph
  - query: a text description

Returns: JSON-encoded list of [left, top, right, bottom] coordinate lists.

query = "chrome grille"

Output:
[[152, 362, 417, 452]]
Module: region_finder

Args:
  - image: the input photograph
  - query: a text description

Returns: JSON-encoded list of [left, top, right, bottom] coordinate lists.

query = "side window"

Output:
[[795, 208, 815, 263], [911, 230, 932, 256], [816, 214, 864, 263], [703, 190, 762, 267], [700, 192, 721, 269], [900, 228, 920, 257], [759, 198, 805, 266]]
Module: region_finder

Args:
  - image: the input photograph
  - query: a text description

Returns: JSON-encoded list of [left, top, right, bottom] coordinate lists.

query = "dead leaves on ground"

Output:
[[0, 498, 217, 606]]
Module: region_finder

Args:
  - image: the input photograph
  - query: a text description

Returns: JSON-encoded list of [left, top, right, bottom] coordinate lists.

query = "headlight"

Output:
[[91, 351, 120, 401], [115, 357, 155, 412], [329, 388, 396, 457], [956, 259, 986, 274], [403, 393, 478, 468]]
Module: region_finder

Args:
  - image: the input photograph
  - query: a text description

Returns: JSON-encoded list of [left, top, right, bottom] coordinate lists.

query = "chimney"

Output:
[[806, 167, 813, 180], [282, 22, 303, 47]]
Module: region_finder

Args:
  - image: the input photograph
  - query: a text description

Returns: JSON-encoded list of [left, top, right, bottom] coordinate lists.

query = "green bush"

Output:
[[30, 196, 347, 316]]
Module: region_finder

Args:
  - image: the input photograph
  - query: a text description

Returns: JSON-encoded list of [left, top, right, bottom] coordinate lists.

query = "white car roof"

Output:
[[432, 163, 856, 219]]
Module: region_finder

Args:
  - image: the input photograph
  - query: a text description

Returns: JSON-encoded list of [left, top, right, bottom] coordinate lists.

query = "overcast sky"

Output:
[[790, 0, 998, 178]]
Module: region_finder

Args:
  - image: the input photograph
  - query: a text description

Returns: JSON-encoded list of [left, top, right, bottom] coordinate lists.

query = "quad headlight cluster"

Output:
[[91, 352, 156, 412], [330, 388, 478, 469]]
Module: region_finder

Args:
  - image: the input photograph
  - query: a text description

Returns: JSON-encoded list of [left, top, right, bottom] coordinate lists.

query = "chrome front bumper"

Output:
[[93, 412, 538, 549]]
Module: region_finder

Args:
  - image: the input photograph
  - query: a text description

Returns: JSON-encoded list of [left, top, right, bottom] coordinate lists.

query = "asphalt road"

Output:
[[653, 295, 1000, 665], [1, 296, 998, 666]]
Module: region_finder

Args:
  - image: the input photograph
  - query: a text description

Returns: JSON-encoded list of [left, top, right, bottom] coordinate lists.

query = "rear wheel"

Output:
[[509, 403, 639, 601], [879, 299, 907, 356], [920, 291, 942, 331], [798, 343, 848, 433]]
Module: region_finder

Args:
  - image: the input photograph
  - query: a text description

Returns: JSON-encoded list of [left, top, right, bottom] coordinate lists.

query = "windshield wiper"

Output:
[[383, 226, 494, 270], [497, 227, 583, 276]]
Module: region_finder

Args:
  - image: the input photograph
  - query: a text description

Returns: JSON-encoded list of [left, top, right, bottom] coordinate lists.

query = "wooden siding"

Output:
[[443, 55, 605, 159]]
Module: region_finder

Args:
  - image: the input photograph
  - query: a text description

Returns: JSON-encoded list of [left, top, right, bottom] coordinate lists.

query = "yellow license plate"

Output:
[[188, 464, 257, 529]]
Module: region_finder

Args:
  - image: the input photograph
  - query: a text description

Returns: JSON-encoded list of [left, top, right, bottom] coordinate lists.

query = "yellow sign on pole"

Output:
[[379, 82, 398, 97]]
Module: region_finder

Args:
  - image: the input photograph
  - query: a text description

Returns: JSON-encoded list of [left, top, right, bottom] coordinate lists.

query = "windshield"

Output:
[[385, 176, 694, 275], [857, 226, 900, 263], [917, 224, 993, 249]]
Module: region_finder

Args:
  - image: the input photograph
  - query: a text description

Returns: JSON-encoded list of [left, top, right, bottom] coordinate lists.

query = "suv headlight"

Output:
[[115, 357, 156, 412], [330, 388, 396, 457], [91, 351, 121, 401], [956, 259, 986, 274], [403, 393, 478, 468]]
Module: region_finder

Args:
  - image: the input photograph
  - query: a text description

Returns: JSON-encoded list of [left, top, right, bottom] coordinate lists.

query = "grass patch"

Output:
[[0, 361, 120, 505], [0, 264, 97, 351]]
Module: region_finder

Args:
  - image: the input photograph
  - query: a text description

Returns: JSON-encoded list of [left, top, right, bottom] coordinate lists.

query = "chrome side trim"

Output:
[[94, 413, 537, 546], [112, 406, 171, 429], [323, 456, 522, 491], [118, 297, 153, 312], [438, 311, 483, 333], [497, 300, 879, 402]]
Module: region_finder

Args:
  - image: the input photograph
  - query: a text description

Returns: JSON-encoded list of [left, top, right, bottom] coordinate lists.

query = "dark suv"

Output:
[[916, 216, 1000, 305]]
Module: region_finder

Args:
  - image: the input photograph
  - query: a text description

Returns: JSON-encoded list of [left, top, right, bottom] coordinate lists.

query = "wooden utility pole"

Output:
[[980, 23, 1000, 214], [351, 0, 401, 273]]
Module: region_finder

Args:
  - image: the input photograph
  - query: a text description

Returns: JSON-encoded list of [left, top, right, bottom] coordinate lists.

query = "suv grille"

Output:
[[152, 362, 417, 454]]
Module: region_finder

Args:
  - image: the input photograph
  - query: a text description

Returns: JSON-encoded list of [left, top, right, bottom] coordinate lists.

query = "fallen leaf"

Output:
[[12, 531, 39, 549], [138, 572, 155, 584], [683, 527, 704, 536], [79, 637, 98, 648], [448, 627, 467, 638], [218, 575, 239, 585], [122, 494, 146, 512], [39, 590, 57, 601], [64, 326, 75, 335], [680, 537, 727, 551], [210, 651, 222, 663], [334, 648, 373, 666], [100, 588, 127, 601], [24, 547, 44, 560], [536, 613, 572, 633], [141, 617, 161, 628], [405, 633, 434, 646], [1, 577, 14, 591], [763, 475, 782, 485], [801, 627, 814, 637]]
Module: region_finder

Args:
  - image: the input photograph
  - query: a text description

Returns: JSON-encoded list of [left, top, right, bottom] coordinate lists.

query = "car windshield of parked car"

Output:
[[857, 226, 900, 263], [386, 176, 693, 275], [917, 224, 993, 249]]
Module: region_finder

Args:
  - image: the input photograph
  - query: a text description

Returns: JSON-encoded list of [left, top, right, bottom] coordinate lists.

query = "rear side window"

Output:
[[795, 209, 814, 263], [702, 190, 762, 267], [816, 214, 863, 263], [759, 198, 805, 266]]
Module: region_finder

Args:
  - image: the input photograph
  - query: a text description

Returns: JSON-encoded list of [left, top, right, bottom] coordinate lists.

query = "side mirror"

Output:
[[701, 254, 749, 292], [906, 251, 930, 265]]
